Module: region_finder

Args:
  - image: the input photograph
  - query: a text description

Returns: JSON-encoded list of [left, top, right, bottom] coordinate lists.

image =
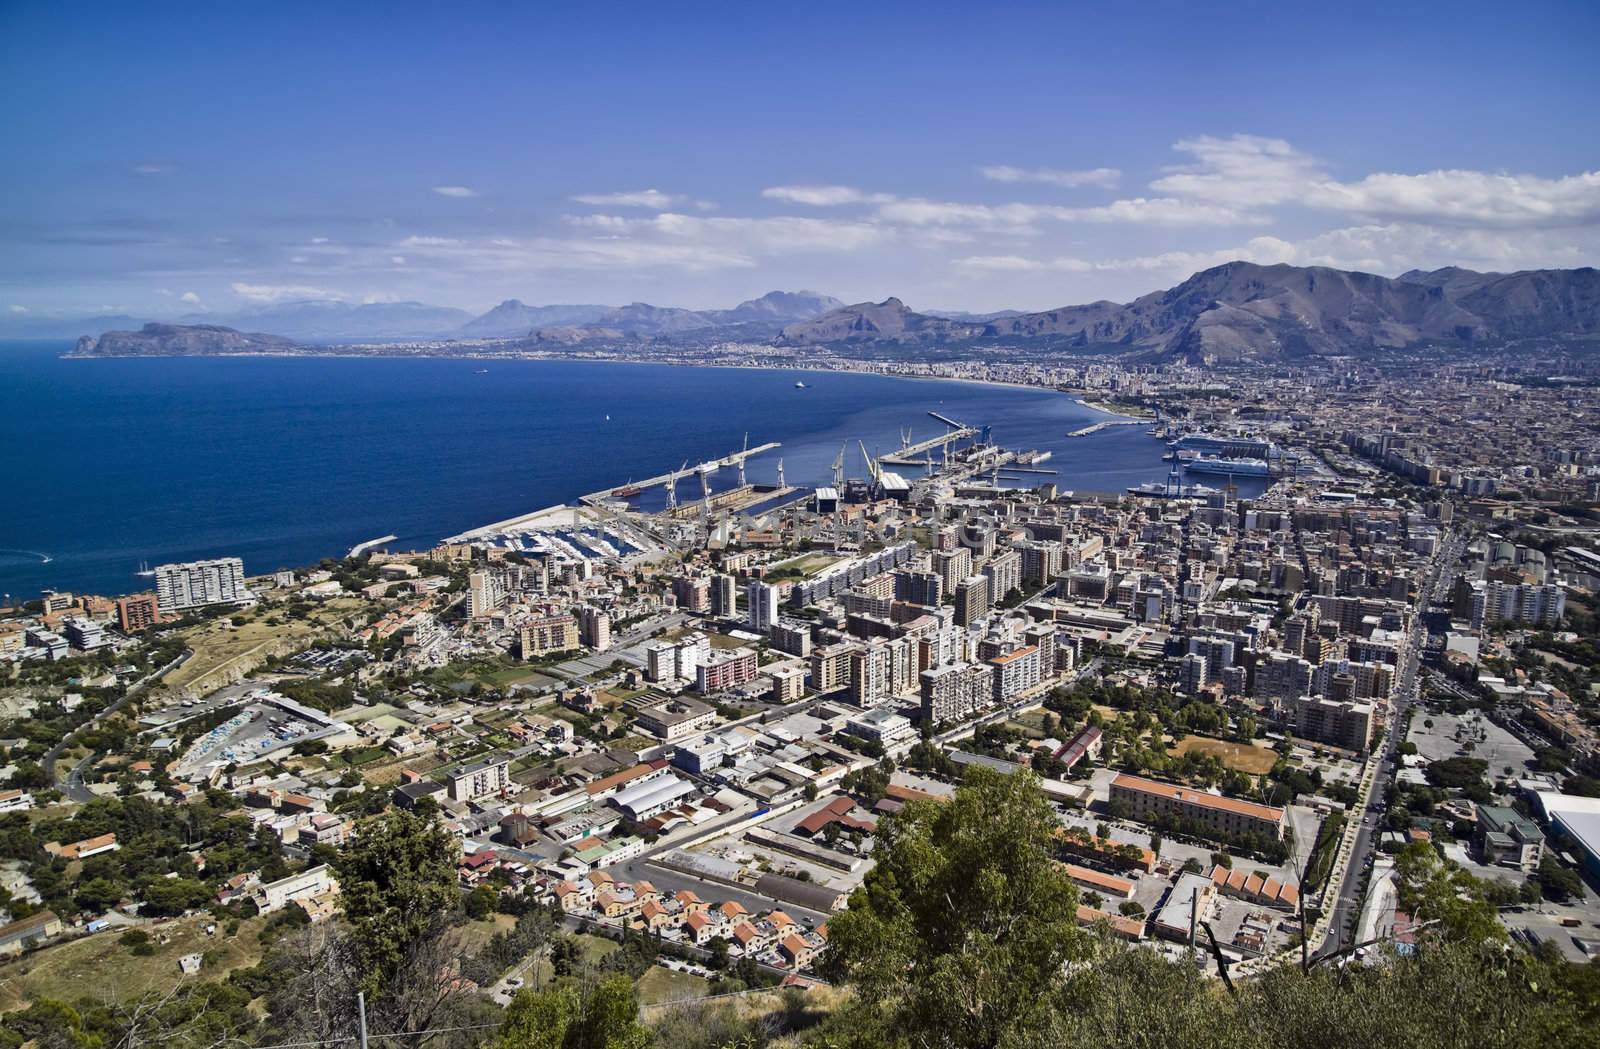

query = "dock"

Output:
[[579, 440, 781, 504], [1067, 419, 1142, 438], [348, 534, 397, 558]]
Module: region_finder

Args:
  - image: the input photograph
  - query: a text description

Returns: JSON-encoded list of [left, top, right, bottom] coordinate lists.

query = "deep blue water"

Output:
[[0, 342, 1208, 600]]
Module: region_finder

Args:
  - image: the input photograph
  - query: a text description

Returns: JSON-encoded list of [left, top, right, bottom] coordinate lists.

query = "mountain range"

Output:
[[778, 263, 1600, 359], [25, 290, 844, 344], [56, 264, 1600, 360]]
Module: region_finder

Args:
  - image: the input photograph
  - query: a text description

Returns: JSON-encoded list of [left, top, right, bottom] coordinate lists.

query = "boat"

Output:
[[614, 482, 643, 498], [1183, 456, 1271, 477], [794, 381, 808, 389], [1167, 432, 1274, 458], [1127, 480, 1221, 499]]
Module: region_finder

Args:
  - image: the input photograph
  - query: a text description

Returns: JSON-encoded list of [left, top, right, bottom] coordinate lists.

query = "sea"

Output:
[[0, 341, 1258, 600]]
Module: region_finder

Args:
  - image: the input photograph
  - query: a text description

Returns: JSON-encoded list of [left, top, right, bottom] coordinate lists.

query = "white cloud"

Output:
[[230, 282, 345, 303], [132, 164, 173, 175], [1154, 134, 1600, 230], [1151, 134, 1320, 207], [761, 185, 894, 207], [8, 304, 27, 314], [179, 291, 201, 304], [980, 165, 1121, 189], [953, 236, 1300, 275], [431, 185, 479, 198], [390, 255, 407, 265], [310, 236, 330, 244], [571, 189, 682, 209], [1310, 170, 1600, 229], [875, 196, 1245, 230], [564, 211, 886, 254]]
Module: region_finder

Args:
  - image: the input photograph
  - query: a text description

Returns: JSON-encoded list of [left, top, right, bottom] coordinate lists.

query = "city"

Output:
[[5, 339, 1600, 1043], [4, 2, 1599, 1047]]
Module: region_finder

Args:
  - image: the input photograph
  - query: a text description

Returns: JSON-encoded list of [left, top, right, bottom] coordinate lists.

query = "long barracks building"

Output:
[[1109, 773, 1286, 841]]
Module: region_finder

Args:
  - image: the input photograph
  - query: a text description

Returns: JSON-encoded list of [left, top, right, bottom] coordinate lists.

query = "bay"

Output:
[[0, 342, 1214, 599]]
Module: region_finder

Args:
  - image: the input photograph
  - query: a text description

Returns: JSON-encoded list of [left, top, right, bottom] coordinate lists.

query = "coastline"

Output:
[[60, 344, 1089, 400], [12, 350, 1176, 599]]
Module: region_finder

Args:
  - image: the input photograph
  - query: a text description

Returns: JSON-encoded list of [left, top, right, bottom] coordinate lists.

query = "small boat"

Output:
[[604, 414, 611, 421], [794, 381, 808, 389], [615, 481, 642, 497]]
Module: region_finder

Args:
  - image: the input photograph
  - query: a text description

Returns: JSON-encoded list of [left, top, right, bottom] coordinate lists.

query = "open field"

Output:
[[662, 627, 751, 652], [772, 552, 844, 578], [162, 598, 367, 694], [0, 913, 268, 1013], [1172, 736, 1278, 775], [572, 932, 620, 965], [635, 964, 710, 1005]]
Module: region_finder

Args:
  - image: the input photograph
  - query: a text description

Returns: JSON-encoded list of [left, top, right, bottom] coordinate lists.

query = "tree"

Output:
[[494, 976, 649, 1049], [1534, 856, 1584, 902], [1392, 841, 1505, 945], [334, 808, 459, 994], [822, 766, 1084, 1049], [464, 884, 498, 920]]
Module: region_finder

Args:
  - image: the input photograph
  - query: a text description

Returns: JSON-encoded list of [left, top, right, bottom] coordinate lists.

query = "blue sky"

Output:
[[3, 1, 1598, 317]]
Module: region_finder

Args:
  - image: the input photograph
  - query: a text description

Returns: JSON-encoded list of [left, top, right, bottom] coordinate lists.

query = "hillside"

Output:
[[779, 263, 1600, 359], [70, 323, 297, 357]]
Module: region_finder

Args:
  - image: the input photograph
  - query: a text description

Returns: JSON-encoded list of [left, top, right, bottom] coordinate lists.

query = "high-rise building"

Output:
[[920, 662, 993, 725], [696, 647, 759, 693], [520, 614, 579, 657], [155, 557, 252, 613], [117, 594, 160, 633], [894, 570, 943, 607], [746, 580, 779, 634], [674, 575, 711, 613], [1292, 696, 1376, 752], [711, 574, 737, 618], [1017, 540, 1064, 588], [933, 548, 973, 601], [982, 549, 1022, 605], [989, 644, 1042, 703], [578, 606, 612, 651], [468, 570, 506, 618], [848, 643, 893, 706], [954, 575, 990, 627]]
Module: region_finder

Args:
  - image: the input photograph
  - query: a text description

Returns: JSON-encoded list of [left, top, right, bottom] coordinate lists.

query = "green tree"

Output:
[[822, 766, 1083, 1049], [1392, 841, 1505, 945], [494, 976, 648, 1049], [334, 807, 459, 994]]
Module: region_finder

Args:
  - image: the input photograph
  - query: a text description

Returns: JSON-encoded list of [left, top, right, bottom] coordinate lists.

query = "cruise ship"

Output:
[[1167, 432, 1275, 459], [1182, 456, 1272, 477]]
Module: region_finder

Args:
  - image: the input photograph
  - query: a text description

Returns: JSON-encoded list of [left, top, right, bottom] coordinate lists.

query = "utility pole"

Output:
[[357, 991, 370, 1049]]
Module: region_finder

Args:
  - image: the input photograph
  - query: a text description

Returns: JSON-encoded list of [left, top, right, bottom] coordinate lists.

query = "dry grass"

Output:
[[0, 913, 268, 1013], [161, 597, 367, 694], [1171, 735, 1278, 775], [634, 964, 710, 1005]]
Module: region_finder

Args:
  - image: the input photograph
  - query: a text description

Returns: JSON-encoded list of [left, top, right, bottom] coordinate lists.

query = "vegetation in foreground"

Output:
[[4, 771, 1597, 1049]]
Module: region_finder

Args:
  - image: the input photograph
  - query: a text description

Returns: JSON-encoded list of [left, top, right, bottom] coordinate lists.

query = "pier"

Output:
[[1067, 419, 1142, 438], [579, 440, 781, 504], [347, 534, 397, 558]]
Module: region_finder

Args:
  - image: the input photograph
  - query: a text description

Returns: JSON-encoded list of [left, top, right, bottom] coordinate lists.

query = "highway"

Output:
[[1315, 528, 1462, 959]]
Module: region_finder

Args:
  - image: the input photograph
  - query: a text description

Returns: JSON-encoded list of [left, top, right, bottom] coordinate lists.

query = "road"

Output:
[[1315, 528, 1461, 959], [42, 650, 190, 803]]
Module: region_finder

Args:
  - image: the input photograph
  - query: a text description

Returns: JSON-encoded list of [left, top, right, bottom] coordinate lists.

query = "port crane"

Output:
[[858, 440, 881, 484], [830, 442, 847, 489], [665, 460, 687, 512]]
